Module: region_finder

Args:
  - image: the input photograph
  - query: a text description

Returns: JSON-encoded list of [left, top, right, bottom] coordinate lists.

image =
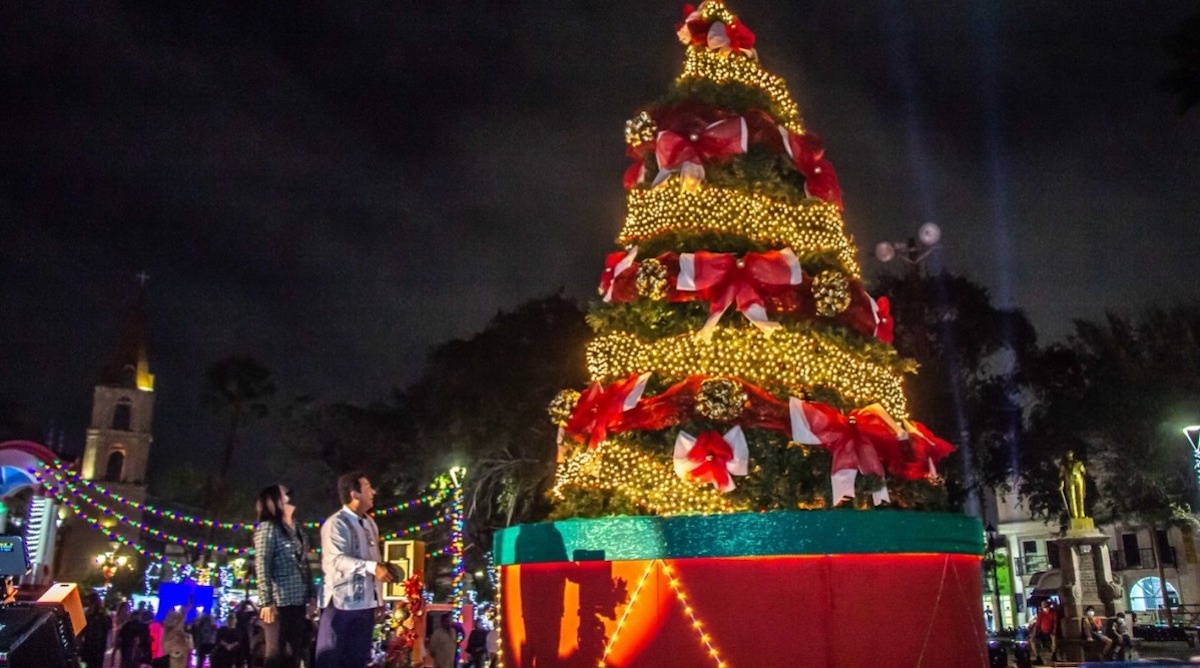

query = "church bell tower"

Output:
[[80, 286, 155, 486]]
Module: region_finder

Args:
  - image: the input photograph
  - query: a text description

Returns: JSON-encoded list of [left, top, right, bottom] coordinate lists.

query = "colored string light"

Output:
[[379, 514, 450, 542], [45, 471, 254, 556], [449, 478, 467, 621], [46, 461, 447, 531]]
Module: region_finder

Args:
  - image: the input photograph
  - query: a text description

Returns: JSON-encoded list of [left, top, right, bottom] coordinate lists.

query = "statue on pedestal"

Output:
[[1059, 450, 1088, 521]]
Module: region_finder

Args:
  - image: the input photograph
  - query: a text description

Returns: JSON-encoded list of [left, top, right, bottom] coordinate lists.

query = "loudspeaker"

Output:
[[37, 583, 84, 636], [0, 602, 79, 667], [382, 540, 425, 601]]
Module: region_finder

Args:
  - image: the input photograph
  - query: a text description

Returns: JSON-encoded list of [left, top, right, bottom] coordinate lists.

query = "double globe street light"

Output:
[[875, 222, 942, 265]]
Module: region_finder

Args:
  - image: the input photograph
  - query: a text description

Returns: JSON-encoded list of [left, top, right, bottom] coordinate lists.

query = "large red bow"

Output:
[[564, 373, 650, 447], [781, 129, 844, 210], [673, 427, 749, 493], [676, 248, 802, 338], [790, 400, 905, 503], [871, 296, 894, 344], [654, 117, 747, 190]]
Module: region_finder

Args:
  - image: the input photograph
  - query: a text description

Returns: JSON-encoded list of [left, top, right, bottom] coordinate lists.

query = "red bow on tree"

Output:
[[676, 248, 802, 339], [673, 426, 750, 493], [676, 5, 756, 52], [790, 400, 905, 504], [564, 373, 651, 448], [896, 420, 956, 480], [599, 247, 638, 302], [653, 117, 748, 190], [780, 129, 844, 209], [871, 296, 894, 344]]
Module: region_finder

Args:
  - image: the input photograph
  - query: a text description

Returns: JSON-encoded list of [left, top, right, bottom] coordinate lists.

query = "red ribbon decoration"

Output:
[[790, 401, 904, 479], [563, 373, 650, 448], [892, 420, 956, 480], [781, 129, 844, 210], [677, 248, 802, 337], [673, 427, 749, 493], [654, 117, 747, 187], [872, 296, 894, 344], [598, 247, 638, 302]]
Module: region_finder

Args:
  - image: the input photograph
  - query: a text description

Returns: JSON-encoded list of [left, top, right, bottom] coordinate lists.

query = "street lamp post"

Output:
[[94, 544, 130, 590], [874, 222, 943, 268], [1183, 427, 1200, 488]]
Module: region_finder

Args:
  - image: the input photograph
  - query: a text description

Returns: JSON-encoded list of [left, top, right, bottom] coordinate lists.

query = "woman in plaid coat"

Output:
[[254, 484, 315, 668]]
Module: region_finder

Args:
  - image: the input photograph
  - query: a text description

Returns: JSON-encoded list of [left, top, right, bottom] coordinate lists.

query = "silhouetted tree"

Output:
[[1021, 305, 1200, 623], [402, 293, 591, 535], [202, 356, 276, 521], [873, 271, 1038, 511]]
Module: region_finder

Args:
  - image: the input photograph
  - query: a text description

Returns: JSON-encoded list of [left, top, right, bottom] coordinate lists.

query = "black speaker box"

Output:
[[0, 602, 78, 667]]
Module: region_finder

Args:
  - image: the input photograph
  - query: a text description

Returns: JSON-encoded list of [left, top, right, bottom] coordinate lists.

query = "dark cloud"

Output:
[[2, 1, 1198, 478]]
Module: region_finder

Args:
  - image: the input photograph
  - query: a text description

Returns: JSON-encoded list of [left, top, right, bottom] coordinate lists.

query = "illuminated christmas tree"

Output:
[[548, 0, 955, 518]]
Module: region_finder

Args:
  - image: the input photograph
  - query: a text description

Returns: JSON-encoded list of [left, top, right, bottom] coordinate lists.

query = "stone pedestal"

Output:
[[1051, 529, 1125, 662]]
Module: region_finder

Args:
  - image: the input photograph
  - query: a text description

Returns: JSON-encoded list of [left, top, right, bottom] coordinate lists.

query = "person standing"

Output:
[[254, 484, 315, 668], [191, 608, 217, 668], [160, 607, 193, 668], [210, 615, 242, 668], [1031, 599, 1059, 663], [428, 614, 458, 668], [315, 472, 395, 668], [79, 593, 110, 668]]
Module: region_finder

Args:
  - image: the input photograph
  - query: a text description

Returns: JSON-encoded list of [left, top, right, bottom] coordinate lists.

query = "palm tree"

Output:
[[202, 356, 276, 521]]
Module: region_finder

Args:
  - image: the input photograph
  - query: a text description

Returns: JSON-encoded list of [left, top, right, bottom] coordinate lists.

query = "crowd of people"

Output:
[[73, 471, 494, 668]]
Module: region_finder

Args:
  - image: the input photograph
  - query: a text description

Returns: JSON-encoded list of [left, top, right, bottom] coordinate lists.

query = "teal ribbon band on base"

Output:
[[495, 510, 984, 565]]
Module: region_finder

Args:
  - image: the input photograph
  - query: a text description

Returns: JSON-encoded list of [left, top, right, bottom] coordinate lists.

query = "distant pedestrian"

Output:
[[428, 614, 458, 668], [254, 484, 315, 668], [160, 606, 193, 668], [79, 593, 110, 668], [1031, 599, 1058, 663], [314, 472, 395, 668], [191, 608, 217, 668], [114, 608, 152, 668], [211, 615, 242, 668]]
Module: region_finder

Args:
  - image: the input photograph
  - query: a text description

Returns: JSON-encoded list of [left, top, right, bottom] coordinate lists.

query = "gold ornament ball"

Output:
[[694, 377, 748, 421], [636, 258, 669, 300], [548, 389, 581, 427], [813, 270, 851, 317]]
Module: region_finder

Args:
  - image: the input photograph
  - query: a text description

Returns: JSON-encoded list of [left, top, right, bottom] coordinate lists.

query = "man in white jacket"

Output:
[[315, 471, 396, 668]]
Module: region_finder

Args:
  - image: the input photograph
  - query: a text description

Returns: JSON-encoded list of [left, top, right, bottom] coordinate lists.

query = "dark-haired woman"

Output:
[[254, 484, 314, 668]]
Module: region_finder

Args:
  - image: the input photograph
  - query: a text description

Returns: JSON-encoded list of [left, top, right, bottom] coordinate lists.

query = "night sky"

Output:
[[2, 2, 1198, 481]]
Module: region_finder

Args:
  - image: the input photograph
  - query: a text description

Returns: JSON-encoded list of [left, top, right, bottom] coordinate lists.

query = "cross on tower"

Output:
[[136, 271, 150, 287]]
